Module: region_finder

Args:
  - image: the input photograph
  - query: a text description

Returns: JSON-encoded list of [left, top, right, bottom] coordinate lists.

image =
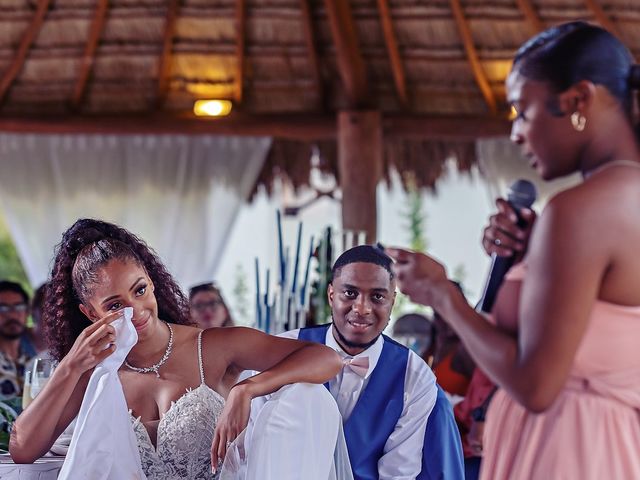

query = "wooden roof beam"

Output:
[[72, 0, 109, 109], [583, 0, 618, 37], [0, 113, 510, 140], [449, 0, 497, 114], [377, 0, 408, 107], [300, 0, 324, 109], [323, 0, 369, 108], [515, 0, 543, 35], [0, 0, 51, 105], [235, 0, 246, 104], [157, 0, 180, 107]]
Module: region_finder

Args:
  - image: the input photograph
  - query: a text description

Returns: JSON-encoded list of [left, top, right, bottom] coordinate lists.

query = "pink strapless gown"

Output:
[[481, 264, 640, 479]]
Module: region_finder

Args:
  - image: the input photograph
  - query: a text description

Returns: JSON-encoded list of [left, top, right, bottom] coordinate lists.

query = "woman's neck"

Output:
[[579, 108, 640, 177], [126, 319, 171, 365]]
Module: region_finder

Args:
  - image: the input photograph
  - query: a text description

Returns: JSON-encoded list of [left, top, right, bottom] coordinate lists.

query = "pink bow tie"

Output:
[[343, 356, 369, 377]]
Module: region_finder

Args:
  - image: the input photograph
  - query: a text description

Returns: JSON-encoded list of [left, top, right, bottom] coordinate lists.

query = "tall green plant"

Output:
[[392, 174, 430, 319]]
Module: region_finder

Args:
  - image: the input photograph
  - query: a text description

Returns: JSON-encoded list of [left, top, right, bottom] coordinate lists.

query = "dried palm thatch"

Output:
[[0, 0, 636, 191]]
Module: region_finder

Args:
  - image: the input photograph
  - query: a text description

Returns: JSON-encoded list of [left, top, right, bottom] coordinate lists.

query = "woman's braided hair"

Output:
[[43, 218, 191, 362]]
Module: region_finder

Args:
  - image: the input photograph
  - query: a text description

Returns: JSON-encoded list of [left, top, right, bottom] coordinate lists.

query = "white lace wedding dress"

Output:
[[131, 331, 224, 479], [130, 331, 352, 480]]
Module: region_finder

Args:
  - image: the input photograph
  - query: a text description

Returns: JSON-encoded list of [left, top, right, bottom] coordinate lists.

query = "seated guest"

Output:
[[430, 310, 474, 398], [189, 282, 234, 328], [453, 368, 496, 480], [391, 312, 434, 358], [282, 245, 464, 480], [0, 281, 35, 401], [9, 219, 343, 478]]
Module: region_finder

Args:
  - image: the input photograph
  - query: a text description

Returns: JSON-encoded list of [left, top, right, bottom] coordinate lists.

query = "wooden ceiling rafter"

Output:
[[299, 0, 324, 109], [449, 0, 498, 115], [71, 0, 109, 109], [0, 0, 52, 106], [235, 0, 246, 104], [377, 0, 409, 107], [157, 0, 181, 107], [0, 113, 510, 140], [323, 0, 369, 108], [515, 0, 543, 35], [583, 0, 618, 37]]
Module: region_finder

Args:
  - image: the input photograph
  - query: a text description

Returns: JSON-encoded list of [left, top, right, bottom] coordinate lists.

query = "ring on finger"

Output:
[[494, 238, 502, 246]]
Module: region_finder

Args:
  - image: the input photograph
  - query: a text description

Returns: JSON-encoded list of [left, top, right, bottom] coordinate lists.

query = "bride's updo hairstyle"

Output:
[[44, 218, 192, 362], [511, 21, 640, 127]]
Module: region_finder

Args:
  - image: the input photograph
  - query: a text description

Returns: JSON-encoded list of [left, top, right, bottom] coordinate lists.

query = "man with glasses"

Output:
[[0, 281, 35, 400]]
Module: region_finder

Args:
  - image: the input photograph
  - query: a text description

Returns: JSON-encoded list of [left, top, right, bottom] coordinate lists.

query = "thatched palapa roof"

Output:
[[0, 0, 636, 191]]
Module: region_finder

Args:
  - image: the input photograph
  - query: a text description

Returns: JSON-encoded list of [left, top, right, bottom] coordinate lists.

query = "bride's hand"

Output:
[[210, 384, 252, 471], [60, 311, 120, 376]]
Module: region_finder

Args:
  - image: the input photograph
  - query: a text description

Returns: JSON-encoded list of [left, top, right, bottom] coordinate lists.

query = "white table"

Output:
[[0, 455, 64, 479]]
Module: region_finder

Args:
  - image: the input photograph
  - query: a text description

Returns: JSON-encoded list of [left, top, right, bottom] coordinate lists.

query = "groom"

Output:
[[283, 245, 463, 479]]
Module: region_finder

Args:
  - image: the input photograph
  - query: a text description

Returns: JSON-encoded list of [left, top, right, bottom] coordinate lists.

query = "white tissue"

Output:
[[58, 306, 146, 479]]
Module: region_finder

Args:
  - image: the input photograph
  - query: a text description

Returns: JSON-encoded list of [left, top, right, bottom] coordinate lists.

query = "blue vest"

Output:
[[299, 324, 406, 480], [299, 324, 464, 480]]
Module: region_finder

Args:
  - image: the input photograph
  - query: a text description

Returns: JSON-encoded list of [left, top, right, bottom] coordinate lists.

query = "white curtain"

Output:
[[476, 137, 581, 208], [0, 134, 271, 289]]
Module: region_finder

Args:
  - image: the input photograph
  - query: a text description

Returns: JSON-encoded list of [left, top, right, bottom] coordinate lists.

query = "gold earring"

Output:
[[571, 111, 586, 132]]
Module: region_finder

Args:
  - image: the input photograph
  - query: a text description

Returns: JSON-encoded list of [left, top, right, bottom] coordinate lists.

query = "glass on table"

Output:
[[21, 370, 32, 410], [30, 358, 56, 400]]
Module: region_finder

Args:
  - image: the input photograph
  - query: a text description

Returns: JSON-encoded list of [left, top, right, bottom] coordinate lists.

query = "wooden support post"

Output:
[[338, 111, 382, 244]]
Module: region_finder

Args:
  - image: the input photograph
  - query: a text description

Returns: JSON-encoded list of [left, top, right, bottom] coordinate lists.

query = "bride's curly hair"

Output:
[[43, 218, 192, 362]]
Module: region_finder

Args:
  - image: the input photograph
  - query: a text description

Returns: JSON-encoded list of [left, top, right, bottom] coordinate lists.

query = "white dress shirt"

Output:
[[282, 325, 438, 480]]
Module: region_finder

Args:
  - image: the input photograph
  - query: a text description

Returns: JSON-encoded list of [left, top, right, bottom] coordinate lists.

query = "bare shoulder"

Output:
[[199, 327, 260, 363], [200, 326, 259, 348], [540, 167, 640, 235]]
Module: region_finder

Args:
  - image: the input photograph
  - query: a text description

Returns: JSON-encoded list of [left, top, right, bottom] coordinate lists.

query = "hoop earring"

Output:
[[571, 111, 586, 132]]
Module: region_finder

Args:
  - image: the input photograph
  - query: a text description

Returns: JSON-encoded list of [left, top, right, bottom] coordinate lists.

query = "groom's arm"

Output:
[[378, 351, 437, 480]]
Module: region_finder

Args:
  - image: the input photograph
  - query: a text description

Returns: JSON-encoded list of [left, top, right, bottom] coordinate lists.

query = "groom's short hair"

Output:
[[331, 245, 394, 282]]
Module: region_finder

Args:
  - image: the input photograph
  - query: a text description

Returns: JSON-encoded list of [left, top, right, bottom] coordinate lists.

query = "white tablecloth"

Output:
[[0, 456, 64, 479]]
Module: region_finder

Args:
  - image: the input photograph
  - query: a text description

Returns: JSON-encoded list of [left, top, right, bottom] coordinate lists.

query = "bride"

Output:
[[8, 219, 344, 478]]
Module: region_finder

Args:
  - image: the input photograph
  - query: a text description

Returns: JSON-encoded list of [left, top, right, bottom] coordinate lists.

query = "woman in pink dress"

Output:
[[387, 21, 640, 479]]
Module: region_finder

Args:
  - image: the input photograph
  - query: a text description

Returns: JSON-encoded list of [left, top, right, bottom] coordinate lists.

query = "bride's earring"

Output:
[[571, 111, 586, 132]]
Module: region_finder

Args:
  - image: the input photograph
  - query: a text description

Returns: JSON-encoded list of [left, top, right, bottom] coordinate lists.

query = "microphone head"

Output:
[[507, 179, 537, 210]]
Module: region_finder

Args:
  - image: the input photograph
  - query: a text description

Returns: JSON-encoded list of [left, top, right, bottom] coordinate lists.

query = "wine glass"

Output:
[[30, 357, 56, 400], [21, 370, 32, 409]]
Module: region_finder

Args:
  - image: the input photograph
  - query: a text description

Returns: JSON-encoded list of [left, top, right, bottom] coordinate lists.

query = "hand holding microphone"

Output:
[[478, 179, 537, 313], [482, 200, 536, 259]]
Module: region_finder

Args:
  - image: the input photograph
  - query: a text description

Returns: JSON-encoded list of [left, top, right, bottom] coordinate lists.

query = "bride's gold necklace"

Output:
[[124, 322, 174, 378]]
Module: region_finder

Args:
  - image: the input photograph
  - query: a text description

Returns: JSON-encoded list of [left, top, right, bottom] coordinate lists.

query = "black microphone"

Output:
[[477, 179, 537, 314]]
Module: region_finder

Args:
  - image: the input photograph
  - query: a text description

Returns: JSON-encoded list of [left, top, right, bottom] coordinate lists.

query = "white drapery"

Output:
[[0, 134, 271, 289]]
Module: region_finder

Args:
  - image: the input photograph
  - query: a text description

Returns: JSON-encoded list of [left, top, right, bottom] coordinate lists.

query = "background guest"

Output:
[[189, 282, 234, 329], [0, 281, 35, 401]]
